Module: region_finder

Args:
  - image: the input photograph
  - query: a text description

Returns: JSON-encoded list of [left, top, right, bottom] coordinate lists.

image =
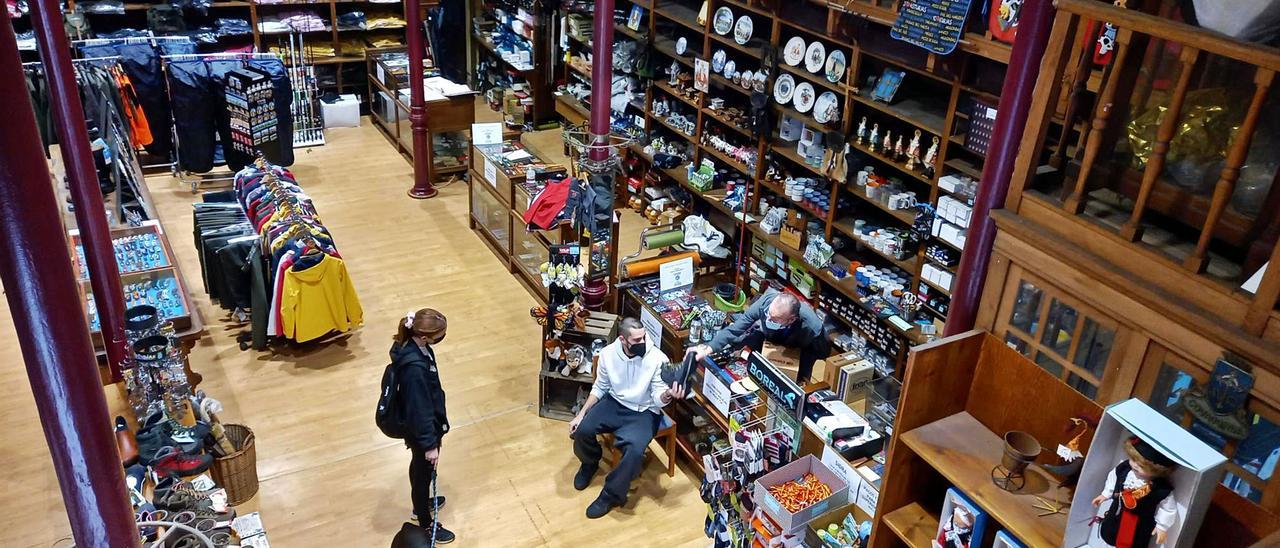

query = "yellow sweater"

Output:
[[280, 254, 363, 342]]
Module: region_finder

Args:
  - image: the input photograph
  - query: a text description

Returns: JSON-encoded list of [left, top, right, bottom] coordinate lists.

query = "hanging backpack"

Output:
[[64, 7, 92, 40]]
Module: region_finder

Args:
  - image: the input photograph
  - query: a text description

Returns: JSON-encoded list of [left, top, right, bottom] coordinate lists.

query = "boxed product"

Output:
[[321, 94, 361, 128], [754, 454, 850, 531], [804, 502, 872, 548], [1064, 399, 1226, 548]]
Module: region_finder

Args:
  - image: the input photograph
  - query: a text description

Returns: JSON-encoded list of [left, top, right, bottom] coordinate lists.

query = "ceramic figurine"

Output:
[[906, 130, 921, 170], [1090, 437, 1177, 548], [868, 124, 879, 151], [923, 136, 940, 179], [894, 135, 905, 162], [856, 117, 868, 146], [882, 130, 892, 155], [668, 61, 680, 86]]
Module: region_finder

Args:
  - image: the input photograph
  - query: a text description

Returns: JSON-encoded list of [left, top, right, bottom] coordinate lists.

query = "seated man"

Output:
[[569, 318, 685, 519], [692, 289, 829, 383]]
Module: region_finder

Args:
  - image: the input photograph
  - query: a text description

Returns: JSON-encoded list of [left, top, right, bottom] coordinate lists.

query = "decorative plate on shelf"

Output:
[[773, 73, 795, 104], [711, 49, 727, 73], [724, 60, 737, 80], [805, 41, 826, 73], [675, 36, 688, 56], [814, 91, 840, 124], [783, 36, 806, 66], [713, 7, 734, 35], [740, 69, 755, 88], [825, 50, 846, 84], [753, 71, 767, 92], [793, 82, 816, 113], [734, 16, 753, 45]]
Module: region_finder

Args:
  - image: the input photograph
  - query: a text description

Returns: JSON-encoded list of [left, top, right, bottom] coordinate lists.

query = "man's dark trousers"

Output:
[[573, 395, 660, 504]]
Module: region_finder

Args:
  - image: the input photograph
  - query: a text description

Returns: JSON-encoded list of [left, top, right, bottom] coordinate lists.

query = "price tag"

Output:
[[701, 369, 731, 417], [639, 306, 663, 347], [472, 122, 503, 146], [659, 257, 695, 293], [1057, 444, 1083, 462], [484, 158, 498, 189]]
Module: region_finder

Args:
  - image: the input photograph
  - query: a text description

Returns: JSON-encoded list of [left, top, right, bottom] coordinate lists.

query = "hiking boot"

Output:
[[573, 463, 598, 491], [586, 494, 618, 519], [151, 447, 213, 477]]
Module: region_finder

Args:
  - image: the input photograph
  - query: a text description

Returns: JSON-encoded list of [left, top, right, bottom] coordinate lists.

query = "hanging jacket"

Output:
[[390, 340, 449, 450], [279, 253, 363, 342]]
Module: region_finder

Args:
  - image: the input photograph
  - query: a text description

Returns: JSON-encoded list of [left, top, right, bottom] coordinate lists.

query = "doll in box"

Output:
[[934, 504, 975, 548], [1090, 437, 1177, 547]]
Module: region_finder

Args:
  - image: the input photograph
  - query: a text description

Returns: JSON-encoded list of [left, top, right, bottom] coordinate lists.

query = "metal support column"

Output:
[[589, 0, 615, 162], [0, 16, 140, 548], [28, 0, 132, 379], [406, 0, 438, 199], [944, 0, 1057, 336]]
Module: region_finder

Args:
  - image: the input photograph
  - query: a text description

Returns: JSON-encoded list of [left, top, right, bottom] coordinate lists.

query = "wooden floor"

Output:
[[0, 118, 708, 547]]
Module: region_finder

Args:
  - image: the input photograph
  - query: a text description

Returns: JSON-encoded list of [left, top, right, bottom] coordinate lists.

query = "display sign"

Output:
[[890, 0, 973, 55], [484, 158, 498, 189], [472, 122, 503, 146], [854, 480, 879, 517], [747, 351, 804, 418], [639, 306, 663, 347], [659, 257, 695, 294], [701, 368, 732, 417], [821, 444, 861, 505]]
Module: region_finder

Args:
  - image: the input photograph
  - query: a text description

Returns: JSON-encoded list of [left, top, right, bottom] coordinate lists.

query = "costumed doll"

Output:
[[934, 504, 974, 548], [1091, 437, 1177, 548]]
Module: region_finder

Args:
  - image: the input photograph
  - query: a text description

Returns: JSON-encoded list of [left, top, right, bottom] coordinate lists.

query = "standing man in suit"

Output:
[[690, 289, 829, 383]]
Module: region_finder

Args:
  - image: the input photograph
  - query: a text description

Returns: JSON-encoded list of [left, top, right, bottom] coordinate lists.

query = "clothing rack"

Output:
[[73, 35, 192, 46], [160, 53, 285, 192], [23, 55, 121, 66]]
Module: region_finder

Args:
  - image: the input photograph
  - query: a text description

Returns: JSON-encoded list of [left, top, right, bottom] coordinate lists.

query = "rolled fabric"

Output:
[[622, 251, 701, 278], [643, 229, 686, 249]]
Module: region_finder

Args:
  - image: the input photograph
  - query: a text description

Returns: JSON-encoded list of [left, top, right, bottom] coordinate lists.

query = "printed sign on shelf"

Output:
[[472, 122, 503, 146], [659, 257, 695, 294], [890, 0, 974, 55]]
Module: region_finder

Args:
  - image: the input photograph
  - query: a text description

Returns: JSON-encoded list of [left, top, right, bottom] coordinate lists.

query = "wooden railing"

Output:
[[1004, 0, 1280, 341]]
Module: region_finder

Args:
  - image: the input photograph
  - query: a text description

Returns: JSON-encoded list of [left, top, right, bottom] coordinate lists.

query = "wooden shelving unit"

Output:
[[470, 0, 557, 127], [570, 0, 1009, 374], [870, 331, 1102, 548], [366, 46, 476, 179]]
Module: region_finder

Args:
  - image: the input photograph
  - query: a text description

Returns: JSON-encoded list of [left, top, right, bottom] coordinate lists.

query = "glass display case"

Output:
[[470, 180, 510, 252]]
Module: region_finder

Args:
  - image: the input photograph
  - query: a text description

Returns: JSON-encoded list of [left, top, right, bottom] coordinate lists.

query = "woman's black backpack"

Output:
[[376, 361, 410, 439]]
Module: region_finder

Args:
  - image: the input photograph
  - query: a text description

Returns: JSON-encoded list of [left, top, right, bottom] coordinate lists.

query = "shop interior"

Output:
[[3, 0, 1280, 546]]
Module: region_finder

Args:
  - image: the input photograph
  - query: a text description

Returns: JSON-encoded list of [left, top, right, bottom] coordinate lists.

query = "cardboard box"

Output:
[[804, 502, 872, 548], [1065, 399, 1227, 548], [321, 94, 360, 128], [754, 454, 850, 531]]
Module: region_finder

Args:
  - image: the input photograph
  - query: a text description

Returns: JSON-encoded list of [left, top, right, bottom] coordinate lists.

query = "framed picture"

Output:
[[933, 488, 988, 548], [627, 6, 644, 31], [870, 68, 906, 103], [694, 58, 710, 93]]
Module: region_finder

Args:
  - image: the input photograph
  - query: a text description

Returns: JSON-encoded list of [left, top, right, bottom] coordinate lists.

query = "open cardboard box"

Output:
[[1065, 399, 1226, 548], [754, 454, 851, 532], [763, 342, 827, 385], [804, 502, 872, 548]]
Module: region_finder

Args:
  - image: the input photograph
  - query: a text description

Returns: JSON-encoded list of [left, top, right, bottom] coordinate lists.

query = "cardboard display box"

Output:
[[754, 454, 851, 531], [1065, 399, 1226, 548]]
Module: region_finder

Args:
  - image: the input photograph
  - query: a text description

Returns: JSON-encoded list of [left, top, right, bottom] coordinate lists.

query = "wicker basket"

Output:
[[210, 424, 258, 506]]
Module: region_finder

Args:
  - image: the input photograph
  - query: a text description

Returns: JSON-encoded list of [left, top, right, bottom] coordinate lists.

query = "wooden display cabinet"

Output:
[[872, 330, 1278, 548], [367, 46, 478, 182]]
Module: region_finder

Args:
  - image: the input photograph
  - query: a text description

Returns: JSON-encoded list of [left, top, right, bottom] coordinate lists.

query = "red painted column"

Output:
[[944, 0, 1056, 336], [406, 0, 438, 199], [28, 0, 132, 380], [0, 17, 140, 548], [589, 0, 615, 162]]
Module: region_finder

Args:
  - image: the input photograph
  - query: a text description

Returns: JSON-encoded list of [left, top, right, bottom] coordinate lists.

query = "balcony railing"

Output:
[[1004, 0, 1280, 342]]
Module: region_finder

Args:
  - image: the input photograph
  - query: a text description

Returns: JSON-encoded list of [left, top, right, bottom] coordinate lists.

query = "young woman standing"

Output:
[[391, 308, 454, 544]]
